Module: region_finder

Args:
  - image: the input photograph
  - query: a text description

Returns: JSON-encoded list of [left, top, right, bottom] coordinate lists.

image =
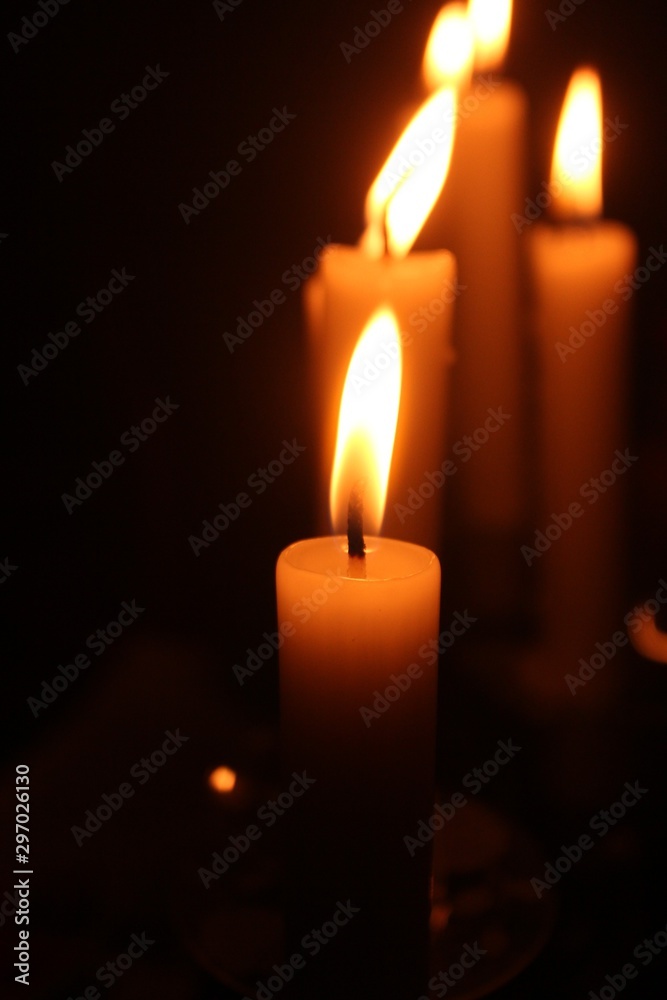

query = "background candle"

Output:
[[280, 309, 441, 998], [422, 0, 528, 614], [525, 68, 637, 705], [307, 86, 458, 552]]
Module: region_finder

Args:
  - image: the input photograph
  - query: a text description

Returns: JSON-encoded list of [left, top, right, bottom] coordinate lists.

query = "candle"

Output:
[[524, 68, 637, 705], [306, 87, 458, 552], [278, 309, 441, 998], [423, 0, 528, 608]]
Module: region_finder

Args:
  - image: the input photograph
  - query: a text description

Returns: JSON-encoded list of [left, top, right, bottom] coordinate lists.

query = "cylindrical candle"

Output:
[[278, 534, 441, 999], [527, 222, 636, 687], [307, 247, 456, 551], [441, 78, 527, 532], [419, 0, 528, 615], [524, 68, 637, 705]]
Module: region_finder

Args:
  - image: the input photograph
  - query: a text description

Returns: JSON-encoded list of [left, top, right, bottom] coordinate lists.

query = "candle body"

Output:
[[421, 78, 527, 614], [306, 247, 456, 551], [278, 536, 440, 998], [527, 221, 637, 693], [439, 79, 528, 533]]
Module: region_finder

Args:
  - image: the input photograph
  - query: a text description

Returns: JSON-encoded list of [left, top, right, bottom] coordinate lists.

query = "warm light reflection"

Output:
[[330, 308, 402, 536], [631, 613, 667, 664], [422, 3, 474, 91], [209, 766, 237, 792], [360, 87, 456, 259], [469, 0, 512, 72], [551, 67, 603, 221]]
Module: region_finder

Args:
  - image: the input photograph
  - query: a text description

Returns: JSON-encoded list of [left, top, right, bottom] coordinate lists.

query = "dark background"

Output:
[[2, 0, 667, 997]]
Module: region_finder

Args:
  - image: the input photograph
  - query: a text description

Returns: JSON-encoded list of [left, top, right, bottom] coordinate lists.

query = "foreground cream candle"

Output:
[[525, 68, 637, 703], [306, 87, 458, 552], [279, 309, 441, 998]]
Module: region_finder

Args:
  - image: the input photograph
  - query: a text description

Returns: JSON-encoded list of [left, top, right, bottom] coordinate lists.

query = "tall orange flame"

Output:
[[360, 87, 457, 259], [422, 3, 474, 91], [330, 308, 402, 536], [469, 0, 512, 72], [551, 67, 603, 221]]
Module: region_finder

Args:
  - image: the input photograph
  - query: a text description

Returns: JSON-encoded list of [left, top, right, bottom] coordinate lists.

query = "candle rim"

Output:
[[277, 535, 439, 582]]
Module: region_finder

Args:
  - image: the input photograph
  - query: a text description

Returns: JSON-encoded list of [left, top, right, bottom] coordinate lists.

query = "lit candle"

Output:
[[423, 0, 528, 598], [306, 88, 458, 551], [278, 309, 441, 998], [525, 68, 637, 703]]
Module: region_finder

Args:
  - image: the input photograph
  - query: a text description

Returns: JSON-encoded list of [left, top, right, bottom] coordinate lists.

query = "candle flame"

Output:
[[209, 766, 237, 793], [630, 611, 667, 664], [360, 87, 457, 259], [469, 0, 512, 72], [330, 308, 402, 537], [422, 3, 474, 91], [551, 67, 603, 221]]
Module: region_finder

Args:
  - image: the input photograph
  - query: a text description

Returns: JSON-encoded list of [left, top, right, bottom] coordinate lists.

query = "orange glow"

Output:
[[551, 67, 603, 221], [422, 4, 474, 91], [360, 87, 456, 259], [469, 0, 512, 72], [209, 766, 237, 793], [330, 308, 402, 536], [430, 901, 451, 932], [631, 612, 667, 664]]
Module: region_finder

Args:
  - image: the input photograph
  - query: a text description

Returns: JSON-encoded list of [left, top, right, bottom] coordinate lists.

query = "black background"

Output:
[[2, 0, 667, 997]]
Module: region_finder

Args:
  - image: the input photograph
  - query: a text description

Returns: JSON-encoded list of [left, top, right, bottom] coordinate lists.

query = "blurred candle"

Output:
[[526, 68, 637, 698], [279, 309, 441, 998], [306, 87, 458, 552], [422, 0, 528, 609]]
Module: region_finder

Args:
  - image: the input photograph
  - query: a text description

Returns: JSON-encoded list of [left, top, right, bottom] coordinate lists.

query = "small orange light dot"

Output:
[[209, 766, 237, 793]]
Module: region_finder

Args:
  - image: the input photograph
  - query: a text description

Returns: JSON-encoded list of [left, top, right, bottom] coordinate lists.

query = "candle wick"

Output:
[[347, 480, 366, 576], [382, 206, 390, 258]]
